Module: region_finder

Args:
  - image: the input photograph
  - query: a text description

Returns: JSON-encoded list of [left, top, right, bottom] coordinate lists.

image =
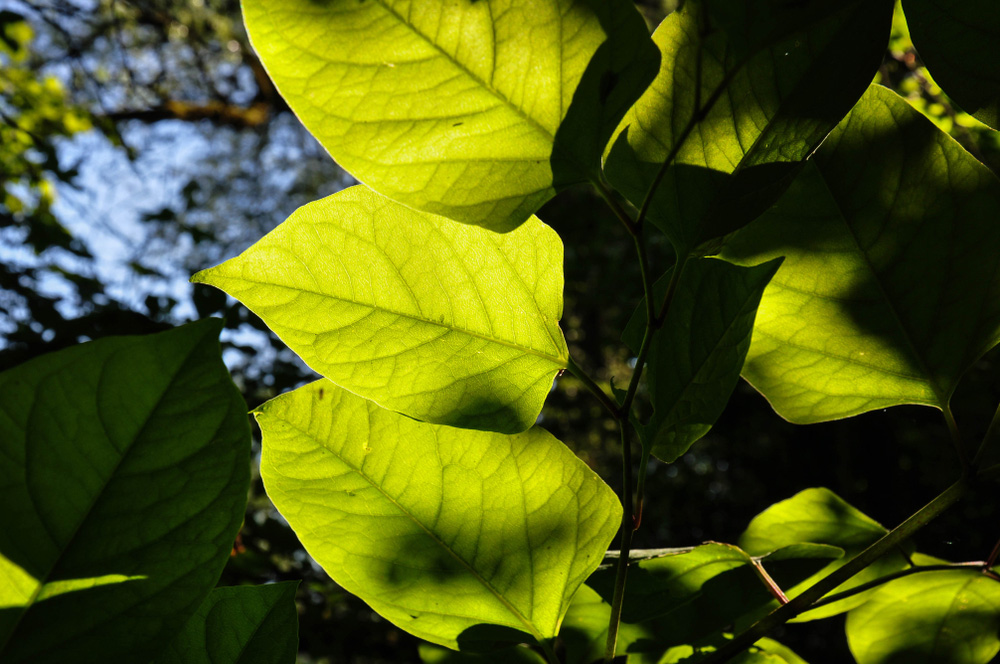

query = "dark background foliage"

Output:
[[2, 1, 997, 661]]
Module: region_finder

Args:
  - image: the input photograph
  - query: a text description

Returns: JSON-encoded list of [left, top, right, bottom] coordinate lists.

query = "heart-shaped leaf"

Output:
[[721, 84, 1000, 423], [0, 319, 250, 664], [243, 0, 658, 230], [194, 185, 568, 434], [256, 380, 621, 651]]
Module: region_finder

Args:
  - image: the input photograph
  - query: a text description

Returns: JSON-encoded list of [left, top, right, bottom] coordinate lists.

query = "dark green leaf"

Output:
[[604, 0, 892, 252], [623, 257, 782, 462], [0, 319, 251, 664], [156, 582, 300, 664], [903, 0, 1000, 129]]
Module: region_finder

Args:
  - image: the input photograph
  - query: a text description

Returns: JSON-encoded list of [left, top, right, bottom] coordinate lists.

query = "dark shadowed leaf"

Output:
[[156, 582, 300, 664], [0, 319, 250, 664], [623, 257, 781, 462], [604, 0, 892, 252]]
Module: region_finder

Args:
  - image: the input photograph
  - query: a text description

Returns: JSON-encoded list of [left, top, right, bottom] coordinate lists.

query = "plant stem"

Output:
[[698, 477, 971, 664], [593, 178, 639, 237], [943, 404, 968, 469], [807, 561, 995, 611], [972, 399, 1000, 467], [633, 446, 652, 530], [566, 355, 620, 419], [604, 422, 636, 663]]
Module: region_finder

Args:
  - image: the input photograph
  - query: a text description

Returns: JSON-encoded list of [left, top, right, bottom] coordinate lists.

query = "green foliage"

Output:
[[255, 379, 620, 651], [846, 570, 1000, 664], [0, 320, 251, 664], [5, 0, 1000, 663], [194, 185, 569, 433], [623, 257, 781, 461], [604, 0, 893, 252], [902, 0, 1000, 130], [722, 84, 1000, 424], [242, 0, 658, 230], [155, 582, 300, 664]]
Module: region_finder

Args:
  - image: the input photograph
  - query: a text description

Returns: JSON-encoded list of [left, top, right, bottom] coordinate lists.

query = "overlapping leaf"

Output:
[[561, 543, 835, 663], [243, 0, 658, 231], [846, 570, 1000, 664], [739, 487, 910, 621], [156, 582, 300, 664], [721, 84, 1000, 423], [604, 0, 893, 252], [256, 380, 621, 651], [903, 0, 1000, 130], [0, 320, 250, 664], [623, 257, 781, 462], [194, 185, 568, 434]]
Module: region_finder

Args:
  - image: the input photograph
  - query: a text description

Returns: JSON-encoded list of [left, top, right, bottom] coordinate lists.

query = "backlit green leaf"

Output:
[[722, 84, 1000, 423], [623, 257, 781, 462], [846, 571, 1000, 664], [604, 0, 892, 252], [194, 185, 568, 434], [243, 0, 658, 231], [418, 642, 546, 664], [156, 582, 300, 664], [903, 0, 1000, 129], [0, 319, 250, 664], [255, 380, 621, 651], [739, 487, 910, 621]]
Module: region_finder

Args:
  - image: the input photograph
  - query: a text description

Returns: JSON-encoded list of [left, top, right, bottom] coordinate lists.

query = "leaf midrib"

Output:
[[223, 276, 569, 366], [276, 415, 549, 644]]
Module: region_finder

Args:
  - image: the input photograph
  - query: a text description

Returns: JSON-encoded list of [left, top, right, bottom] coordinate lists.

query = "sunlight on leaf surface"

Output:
[[604, 0, 892, 252], [722, 84, 1000, 423], [847, 570, 1000, 664], [243, 0, 658, 230], [195, 185, 568, 434], [0, 319, 250, 664], [256, 380, 621, 650]]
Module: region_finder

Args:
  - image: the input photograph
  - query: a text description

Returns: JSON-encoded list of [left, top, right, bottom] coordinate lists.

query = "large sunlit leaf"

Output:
[[243, 0, 658, 231], [0, 320, 250, 664], [623, 257, 781, 462], [194, 185, 568, 434], [846, 570, 1000, 664], [721, 84, 1000, 423], [418, 643, 546, 664], [561, 543, 835, 663], [903, 0, 1000, 130], [256, 380, 621, 651], [156, 582, 299, 664], [604, 0, 892, 253], [739, 487, 911, 621]]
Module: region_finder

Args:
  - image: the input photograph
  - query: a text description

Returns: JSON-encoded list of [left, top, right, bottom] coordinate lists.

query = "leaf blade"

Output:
[[195, 185, 569, 433], [256, 380, 621, 650]]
